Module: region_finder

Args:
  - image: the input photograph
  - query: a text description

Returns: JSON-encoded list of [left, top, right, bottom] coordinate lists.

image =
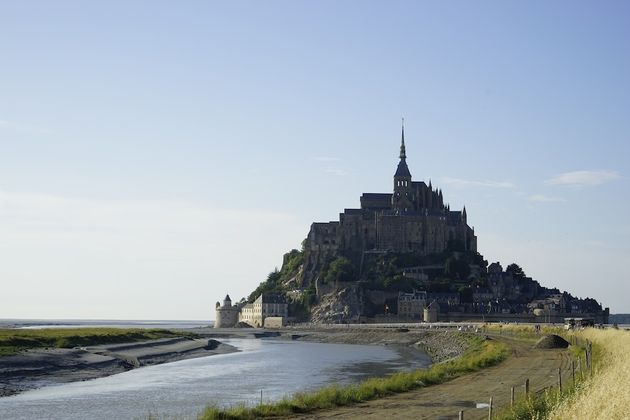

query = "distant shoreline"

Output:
[[0, 319, 212, 330]]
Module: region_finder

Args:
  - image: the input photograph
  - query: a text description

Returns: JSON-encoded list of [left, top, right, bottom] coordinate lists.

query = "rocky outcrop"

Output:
[[310, 286, 363, 323], [534, 334, 569, 349]]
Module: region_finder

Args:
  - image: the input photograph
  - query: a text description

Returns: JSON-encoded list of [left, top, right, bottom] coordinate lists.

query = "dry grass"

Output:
[[495, 326, 630, 420], [550, 328, 630, 420], [481, 323, 566, 341]]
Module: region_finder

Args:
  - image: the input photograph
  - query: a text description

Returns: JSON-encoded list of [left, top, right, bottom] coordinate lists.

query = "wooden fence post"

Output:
[[459, 410, 464, 420], [572, 360, 576, 387], [584, 348, 589, 370], [511, 386, 515, 407], [525, 378, 530, 397], [488, 396, 493, 419], [558, 367, 562, 392], [578, 356, 583, 381]]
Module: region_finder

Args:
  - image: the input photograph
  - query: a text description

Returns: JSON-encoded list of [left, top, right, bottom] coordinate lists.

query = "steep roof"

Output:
[[260, 294, 287, 304], [394, 159, 412, 178], [394, 121, 412, 178]]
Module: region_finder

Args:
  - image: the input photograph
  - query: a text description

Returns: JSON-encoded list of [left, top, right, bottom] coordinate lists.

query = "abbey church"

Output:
[[217, 124, 608, 325], [304, 125, 476, 268]]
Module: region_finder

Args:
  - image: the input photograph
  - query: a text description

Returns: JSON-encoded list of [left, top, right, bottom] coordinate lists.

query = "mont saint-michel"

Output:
[[217, 127, 609, 327]]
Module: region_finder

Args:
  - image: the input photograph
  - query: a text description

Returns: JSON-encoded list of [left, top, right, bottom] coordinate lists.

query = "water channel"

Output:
[[0, 338, 431, 420]]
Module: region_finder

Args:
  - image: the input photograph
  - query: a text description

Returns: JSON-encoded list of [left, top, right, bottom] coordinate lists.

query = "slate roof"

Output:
[[260, 294, 287, 304], [394, 159, 412, 177], [362, 193, 393, 199]]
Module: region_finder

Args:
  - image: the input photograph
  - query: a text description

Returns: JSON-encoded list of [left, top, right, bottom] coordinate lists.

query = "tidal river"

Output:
[[0, 338, 431, 420]]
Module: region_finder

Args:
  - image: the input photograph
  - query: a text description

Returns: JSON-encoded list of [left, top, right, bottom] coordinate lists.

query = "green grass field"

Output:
[[0, 327, 197, 356]]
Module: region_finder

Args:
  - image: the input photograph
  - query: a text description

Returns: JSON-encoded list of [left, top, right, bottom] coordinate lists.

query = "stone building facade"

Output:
[[239, 294, 288, 327], [303, 125, 476, 280], [397, 290, 427, 319]]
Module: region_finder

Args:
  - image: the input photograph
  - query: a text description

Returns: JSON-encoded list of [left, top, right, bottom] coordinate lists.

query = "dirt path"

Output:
[[290, 335, 572, 419]]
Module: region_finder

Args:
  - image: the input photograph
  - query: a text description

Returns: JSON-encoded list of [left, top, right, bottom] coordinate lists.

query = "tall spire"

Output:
[[394, 118, 411, 178], [399, 117, 406, 159]]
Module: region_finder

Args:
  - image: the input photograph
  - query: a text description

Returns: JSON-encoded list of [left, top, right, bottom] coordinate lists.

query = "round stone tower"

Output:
[[214, 294, 239, 328], [423, 300, 439, 323]]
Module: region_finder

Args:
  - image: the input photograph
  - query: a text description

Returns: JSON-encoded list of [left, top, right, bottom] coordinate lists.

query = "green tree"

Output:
[[506, 263, 526, 280], [248, 269, 283, 302], [444, 256, 470, 280], [324, 256, 355, 284], [458, 285, 473, 303], [383, 274, 414, 292], [280, 249, 304, 277]]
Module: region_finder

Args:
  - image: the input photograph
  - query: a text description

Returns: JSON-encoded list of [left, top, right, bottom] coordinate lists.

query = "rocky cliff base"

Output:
[[289, 326, 474, 363]]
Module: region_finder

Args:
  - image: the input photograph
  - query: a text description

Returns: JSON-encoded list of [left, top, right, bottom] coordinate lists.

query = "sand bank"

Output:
[[283, 327, 473, 362], [0, 337, 236, 397], [200, 325, 473, 363]]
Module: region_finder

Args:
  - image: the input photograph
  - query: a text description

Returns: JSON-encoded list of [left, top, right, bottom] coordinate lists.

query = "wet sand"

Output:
[[1, 325, 471, 398], [281, 326, 473, 363], [0, 337, 237, 397], [195, 325, 474, 362]]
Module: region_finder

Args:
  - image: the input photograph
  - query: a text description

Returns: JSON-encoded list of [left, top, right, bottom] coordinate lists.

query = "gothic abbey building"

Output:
[[218, 126, 608, 325], [304, 127, 476, 271]]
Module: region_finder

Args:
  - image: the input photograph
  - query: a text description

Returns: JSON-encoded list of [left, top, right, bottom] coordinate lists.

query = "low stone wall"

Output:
[[264, 317, 285, 328], [439, 312, 608, 324]]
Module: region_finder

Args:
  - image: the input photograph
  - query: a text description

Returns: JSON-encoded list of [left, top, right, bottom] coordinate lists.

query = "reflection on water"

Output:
[[0, 339, 430, 420]]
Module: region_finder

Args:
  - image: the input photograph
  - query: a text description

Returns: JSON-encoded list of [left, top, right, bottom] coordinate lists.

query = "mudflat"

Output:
[[200, 325, 475, 363], [0, 337, 237, 397], [285, 327, 473, 362]]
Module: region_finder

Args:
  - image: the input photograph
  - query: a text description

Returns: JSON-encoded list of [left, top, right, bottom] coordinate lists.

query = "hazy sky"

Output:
[[1, 1, 629, 319]]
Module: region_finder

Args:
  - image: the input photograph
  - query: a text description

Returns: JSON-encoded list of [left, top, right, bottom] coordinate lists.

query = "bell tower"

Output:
[[393, 119, 414, 212]]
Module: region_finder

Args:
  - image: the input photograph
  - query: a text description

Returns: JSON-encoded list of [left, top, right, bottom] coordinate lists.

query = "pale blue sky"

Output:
[[1, 1, 629, 319]]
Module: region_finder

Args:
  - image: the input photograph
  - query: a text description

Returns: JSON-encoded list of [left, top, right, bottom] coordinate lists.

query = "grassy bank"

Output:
[[0, 328, 196, 356], [199, 335, 509, 420], [497, 335, 595, 420], [496, 326, 630, 420], [549, 328, 629, 419], [481, 323, 566, 341]]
